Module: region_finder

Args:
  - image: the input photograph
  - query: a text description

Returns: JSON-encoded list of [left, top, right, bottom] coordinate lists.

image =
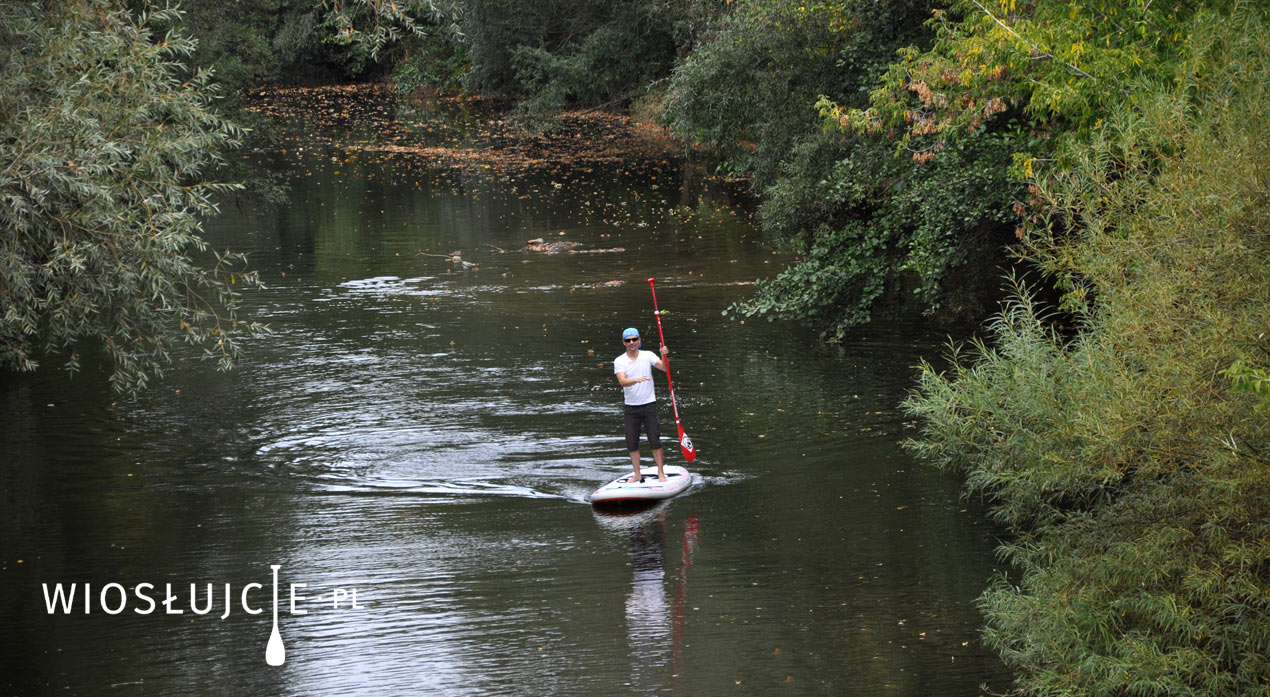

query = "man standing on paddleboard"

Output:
[[614, 327, 670, 482]]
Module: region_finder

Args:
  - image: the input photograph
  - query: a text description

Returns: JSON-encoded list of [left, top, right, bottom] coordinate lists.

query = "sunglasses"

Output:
[[624, 337, 640, 343]]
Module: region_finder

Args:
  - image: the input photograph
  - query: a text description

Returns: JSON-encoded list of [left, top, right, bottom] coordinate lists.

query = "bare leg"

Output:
[[628, 450, 642, 482], [652, 448, 666, 481]]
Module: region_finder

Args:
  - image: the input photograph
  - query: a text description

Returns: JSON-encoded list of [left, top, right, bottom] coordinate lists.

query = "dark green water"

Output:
[[0, 101, 1011, 695]]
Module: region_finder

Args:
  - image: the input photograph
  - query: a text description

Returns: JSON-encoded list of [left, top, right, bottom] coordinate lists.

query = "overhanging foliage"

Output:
[[0, 2, 266, 396]]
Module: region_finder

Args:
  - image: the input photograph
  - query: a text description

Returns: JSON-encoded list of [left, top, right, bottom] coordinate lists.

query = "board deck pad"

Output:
[[590, 465, 693, 505]]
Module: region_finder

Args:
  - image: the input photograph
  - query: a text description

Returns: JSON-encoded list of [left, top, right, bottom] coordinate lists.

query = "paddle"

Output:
[[648, 277, 697, 462], [265, 564, 285, 666]]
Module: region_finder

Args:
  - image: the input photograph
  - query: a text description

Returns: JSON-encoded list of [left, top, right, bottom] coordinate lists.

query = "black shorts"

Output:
[[623, 401, 662, 452]]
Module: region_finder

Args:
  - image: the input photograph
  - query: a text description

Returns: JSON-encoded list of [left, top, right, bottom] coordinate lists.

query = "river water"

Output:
[[0, 92, 1011, 695]]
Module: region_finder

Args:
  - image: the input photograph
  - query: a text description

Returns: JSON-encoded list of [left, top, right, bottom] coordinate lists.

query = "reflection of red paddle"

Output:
[[671, 515, 699, 682], [648, 278, 697, 462]]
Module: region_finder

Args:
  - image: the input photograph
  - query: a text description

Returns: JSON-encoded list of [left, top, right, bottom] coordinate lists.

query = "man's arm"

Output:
[[653, 345, 669, 372], [615, 371, 649, 387]]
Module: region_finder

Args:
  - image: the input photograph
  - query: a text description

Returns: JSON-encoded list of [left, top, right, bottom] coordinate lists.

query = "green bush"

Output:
[[728, 126, 1022, 338], [175, 0, 342, 93], [510, 1, 676, 120], [904, 10, 1270, 694], [391, 33, 469, 96], [671, 0, 1024, 336], [454, 0, 677, 109], [665, 0, 932, 188]]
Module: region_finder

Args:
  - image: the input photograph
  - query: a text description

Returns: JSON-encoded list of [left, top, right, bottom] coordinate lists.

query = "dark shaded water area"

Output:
[[0, 92, 1011, 695]]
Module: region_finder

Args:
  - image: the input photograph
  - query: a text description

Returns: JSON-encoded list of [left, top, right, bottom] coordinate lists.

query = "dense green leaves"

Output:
[[390, 32, 470, 97], [0, 2, 266, 396], [664, 0, 925, 187], [506, 0, 677, 119], [666, 0, 1022, 336], [828, 0, 1234, 162], [732, 128, 1021, 338], [460, 0, 680, 120], [325, 0, 682, 116], [174, 0, 335, 93], [904, 9, 1270, 694], [1222, 361, 1270, 413]]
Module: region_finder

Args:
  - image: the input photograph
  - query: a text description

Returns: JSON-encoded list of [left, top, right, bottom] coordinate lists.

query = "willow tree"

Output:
[[0, 1, 265, 396]]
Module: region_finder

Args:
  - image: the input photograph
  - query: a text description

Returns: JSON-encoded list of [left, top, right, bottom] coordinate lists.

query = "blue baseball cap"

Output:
[[622, 327, 640, 340]]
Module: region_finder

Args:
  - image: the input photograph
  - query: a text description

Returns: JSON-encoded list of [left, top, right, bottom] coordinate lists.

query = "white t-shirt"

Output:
[[614, 350, 658, 406]]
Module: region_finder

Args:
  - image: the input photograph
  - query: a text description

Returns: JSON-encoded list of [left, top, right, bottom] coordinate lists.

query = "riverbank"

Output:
[[244, 83, 695, 178]]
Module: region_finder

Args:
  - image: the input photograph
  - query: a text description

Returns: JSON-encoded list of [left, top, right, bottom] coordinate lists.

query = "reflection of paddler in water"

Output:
[[616, 507, 700, 689]]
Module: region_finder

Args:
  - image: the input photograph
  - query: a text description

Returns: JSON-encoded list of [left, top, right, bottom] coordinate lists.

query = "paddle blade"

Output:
[[678, 425, 697, 461], [266, 626, 285, 666]]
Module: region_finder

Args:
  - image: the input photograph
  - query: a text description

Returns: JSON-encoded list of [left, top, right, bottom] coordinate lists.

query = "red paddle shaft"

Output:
[[648, 278, 697, 461]]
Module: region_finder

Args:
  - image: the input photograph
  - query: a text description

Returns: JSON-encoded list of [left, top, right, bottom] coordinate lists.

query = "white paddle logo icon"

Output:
[[266, 564, 285, 666]]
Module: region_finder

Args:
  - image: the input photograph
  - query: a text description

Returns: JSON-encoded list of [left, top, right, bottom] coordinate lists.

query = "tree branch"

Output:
[[969, 0, 1096, 81]]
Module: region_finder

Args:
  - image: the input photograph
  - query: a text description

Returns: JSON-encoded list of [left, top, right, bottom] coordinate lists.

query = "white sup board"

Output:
[[590, 465, 693, 505]]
